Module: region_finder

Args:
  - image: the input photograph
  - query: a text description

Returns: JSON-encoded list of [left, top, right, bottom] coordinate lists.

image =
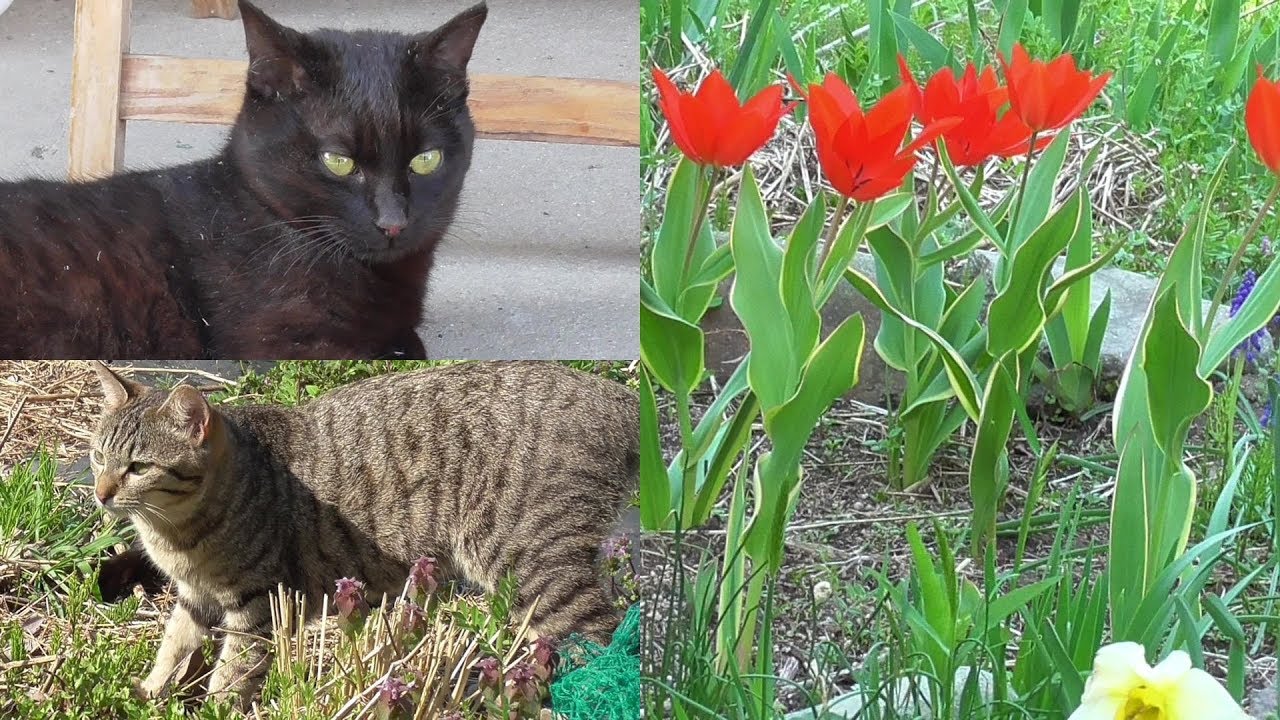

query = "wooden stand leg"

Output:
[[191, 0, 238, 20], [68, 0, 132, 180]]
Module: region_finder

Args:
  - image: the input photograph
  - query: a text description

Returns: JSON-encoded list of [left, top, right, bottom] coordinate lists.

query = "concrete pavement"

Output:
[[0, 0, 638, 360]]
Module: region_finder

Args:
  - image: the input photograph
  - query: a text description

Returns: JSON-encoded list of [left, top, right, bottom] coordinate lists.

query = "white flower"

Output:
[[1069, 642, 1249, 720], [813, 580, 832, 604]]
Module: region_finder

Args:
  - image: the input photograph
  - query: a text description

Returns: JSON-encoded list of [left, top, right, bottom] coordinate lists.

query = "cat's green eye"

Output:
[[126, 461, 152, 476], [321, 152, 356, 177], [409, 149, 443, 176], [89, 449, 103, 466]]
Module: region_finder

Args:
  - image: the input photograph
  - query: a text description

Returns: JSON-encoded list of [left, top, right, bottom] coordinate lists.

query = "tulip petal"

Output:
[[716, 88, 791, 165], [808, 76, 862, 145], [678, 92, 716, 164], [1247, 75, 1280, 173], [922, 67, 963, 123], [851, 154, 916, 202], [1048, 70, 1111, 131], [816, 115, 860, 198], [981, 113, 1036, 158], [898, 54, 925, 117], [652, 68, 706, 163], [820, 72, 861, 117], [901, 116, 962, 158], [1163, 667, 1249, 720], [866, 83, 915, 143], [696, 69, 741, 134]]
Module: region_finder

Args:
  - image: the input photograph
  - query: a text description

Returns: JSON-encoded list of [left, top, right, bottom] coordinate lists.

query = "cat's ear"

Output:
[[91, 361, 146, 412], [410, 2, 488, 73], [238, 0, 317, 99], [161, 386, 215, 447]]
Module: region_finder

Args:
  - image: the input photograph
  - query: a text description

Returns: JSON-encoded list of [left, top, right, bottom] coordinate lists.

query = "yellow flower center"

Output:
[[1117, 686, 1165, 720]]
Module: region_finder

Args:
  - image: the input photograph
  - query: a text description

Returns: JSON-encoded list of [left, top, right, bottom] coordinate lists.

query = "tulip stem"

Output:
[[817, 194, 851, 280], [679, 166, 720, 294], [1009, 131, 1040, 250], [1207, 180, 1280, 329]]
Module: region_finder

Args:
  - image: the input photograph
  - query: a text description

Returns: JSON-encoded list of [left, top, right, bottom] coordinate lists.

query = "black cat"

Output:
[[0, 0, 485, 359]]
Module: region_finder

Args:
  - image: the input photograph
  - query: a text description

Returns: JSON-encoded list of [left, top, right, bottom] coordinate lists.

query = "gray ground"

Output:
[[0, 0, 638, 360]]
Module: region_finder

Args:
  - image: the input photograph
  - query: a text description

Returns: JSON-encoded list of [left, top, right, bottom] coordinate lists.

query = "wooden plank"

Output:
[[119, 55, 639, 147], [68, 0, 132, 180], [190, 0, 238, 19]]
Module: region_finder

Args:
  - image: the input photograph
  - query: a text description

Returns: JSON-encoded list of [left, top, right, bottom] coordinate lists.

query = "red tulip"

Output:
[[1247, 66, 1280, 174], [799, 72, 959, 202], [1000, 44, 1111, 134], [651, 67, 795, 167], [898, 56, 1050, 167]]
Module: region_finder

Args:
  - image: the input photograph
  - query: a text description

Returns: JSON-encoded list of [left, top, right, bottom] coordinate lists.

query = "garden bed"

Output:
[[642, 388, 1279, 717]]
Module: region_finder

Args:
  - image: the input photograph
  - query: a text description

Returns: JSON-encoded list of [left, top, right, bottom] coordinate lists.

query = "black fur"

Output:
[[0, 1, 486, 359]]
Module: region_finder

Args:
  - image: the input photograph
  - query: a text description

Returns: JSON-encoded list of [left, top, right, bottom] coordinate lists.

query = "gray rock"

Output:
[[1249, 678, 1277, 719], [785, 667, 1006, 720]]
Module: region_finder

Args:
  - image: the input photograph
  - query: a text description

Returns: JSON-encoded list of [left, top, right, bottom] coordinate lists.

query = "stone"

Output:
[[1248, 677, 1277, 719]]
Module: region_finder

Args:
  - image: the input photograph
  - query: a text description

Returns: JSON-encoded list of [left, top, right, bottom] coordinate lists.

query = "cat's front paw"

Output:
[[133, 674, 168, 701]]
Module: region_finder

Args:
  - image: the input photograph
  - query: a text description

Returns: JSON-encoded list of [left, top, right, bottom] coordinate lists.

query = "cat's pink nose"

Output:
[[95, 486, 116, 506], [379, 223, 405, 238]]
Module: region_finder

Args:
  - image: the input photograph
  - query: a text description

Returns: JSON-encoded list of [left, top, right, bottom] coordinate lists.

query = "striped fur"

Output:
[[89, 361, 638, 707]]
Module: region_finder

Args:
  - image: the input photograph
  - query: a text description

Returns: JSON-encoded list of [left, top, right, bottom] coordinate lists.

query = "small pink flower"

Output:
[[475, 656, 501, 690], [400, 600, 425, 636], [374, 675, 414, 720], [334, 577, 369, 619], [602, 536, 631, 562], [503, 662, 541, 705], [409, 556, 438, 597], [532, 636, 558, 681]]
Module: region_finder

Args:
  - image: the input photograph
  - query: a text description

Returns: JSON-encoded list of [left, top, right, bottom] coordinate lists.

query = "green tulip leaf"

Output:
[[638, 367, 672, 531], [987, 190, 1084, 357], [730, 167, 798, 411], [845, 267, 982, 420], [640, 280, 705, 397], [651, 157, 717, 321], [1201, 253, 1280, 375], [970, 356, 1018, 554]]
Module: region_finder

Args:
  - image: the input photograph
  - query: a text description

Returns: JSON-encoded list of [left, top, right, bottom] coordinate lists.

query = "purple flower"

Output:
[[400, 600, 425, 636], [375, 675, 414, 720], [334, 577, 369, 618], [475, 656, 501, 690], [503, 662, 541, 705], [378, 675, 411, 704], [334, 577, 369, 634], [602, 536, 631, 562], [408, 556, 438, 597], [532, 636, 558, 681], [1231, 270, 1271, 365], [1231, 269, 1258, 317], [1262, 402, 1273, 429]]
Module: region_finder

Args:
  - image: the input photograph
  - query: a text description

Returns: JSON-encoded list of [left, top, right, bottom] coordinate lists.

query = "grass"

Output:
[[0, 361, 640, 719]]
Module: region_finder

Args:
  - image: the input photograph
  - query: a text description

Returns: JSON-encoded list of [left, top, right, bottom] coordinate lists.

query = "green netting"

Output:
[[550, 603, 640, 720]]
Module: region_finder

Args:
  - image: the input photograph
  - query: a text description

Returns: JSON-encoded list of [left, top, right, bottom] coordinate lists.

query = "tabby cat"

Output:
[[0, 1, 485, 358], [89, 361, 638, 707]]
